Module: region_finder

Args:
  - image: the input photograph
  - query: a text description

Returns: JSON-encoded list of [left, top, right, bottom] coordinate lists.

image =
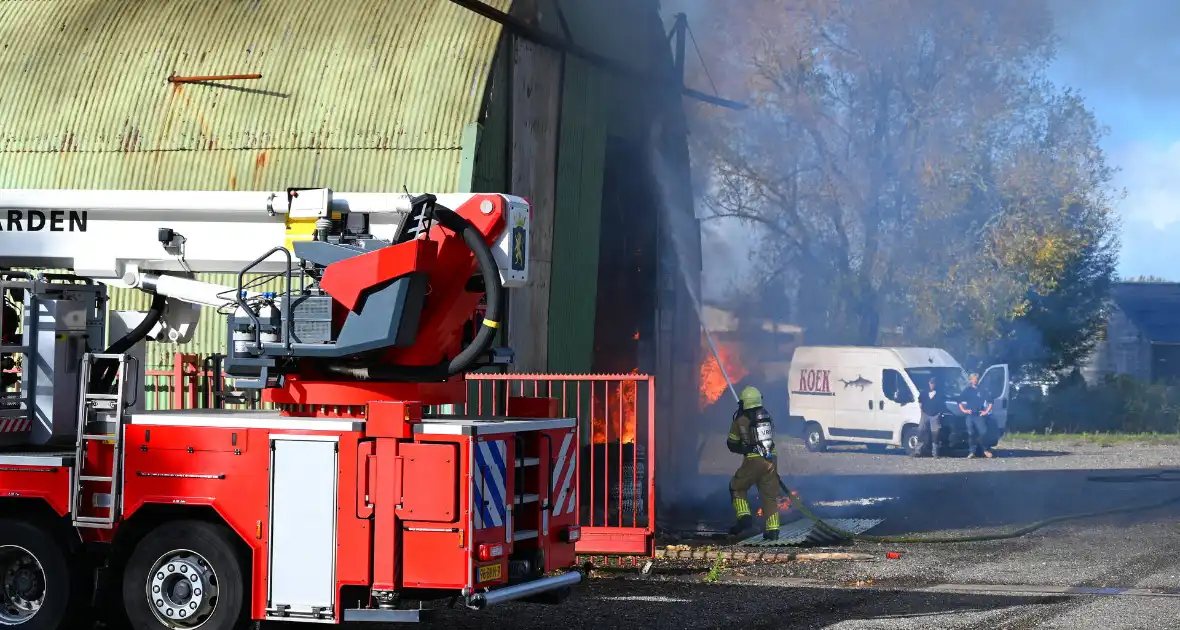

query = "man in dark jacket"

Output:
[[959, 373, 995, 458], [916, 377, 947, 458]]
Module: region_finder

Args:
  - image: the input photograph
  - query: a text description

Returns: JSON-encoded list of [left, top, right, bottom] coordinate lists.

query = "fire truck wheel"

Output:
[[0, 518, 80, 630], [122, 520, 246, 630]]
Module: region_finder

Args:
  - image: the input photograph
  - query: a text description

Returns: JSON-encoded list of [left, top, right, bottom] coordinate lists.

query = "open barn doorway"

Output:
[[593, 135, 658, 375]]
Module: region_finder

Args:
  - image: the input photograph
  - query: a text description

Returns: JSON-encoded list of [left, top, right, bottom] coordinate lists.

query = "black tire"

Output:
[[864, 443, 889, 454], [902, 425, 922, 457], [122, 520, 247, 630], [0, 517, 83, 630], [804, 422, 827, 452]]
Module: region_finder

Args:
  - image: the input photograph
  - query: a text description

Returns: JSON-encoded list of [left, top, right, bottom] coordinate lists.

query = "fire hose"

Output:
[[700, 325, 1180, 545]]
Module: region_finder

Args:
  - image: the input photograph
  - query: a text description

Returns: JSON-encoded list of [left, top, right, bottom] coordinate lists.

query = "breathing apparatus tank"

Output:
[[258, 292, 281, 344], [738, 386, 775, 459], [231, 291, 253, 357]]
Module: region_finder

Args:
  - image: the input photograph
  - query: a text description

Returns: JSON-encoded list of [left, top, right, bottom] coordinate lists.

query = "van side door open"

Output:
[[979, 364, 1011, 439], [881, 369, 915, 407], [880, 368, 917, 441]]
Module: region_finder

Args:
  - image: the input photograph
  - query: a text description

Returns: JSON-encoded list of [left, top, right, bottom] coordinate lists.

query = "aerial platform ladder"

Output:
[[71, 353, 135, 529]]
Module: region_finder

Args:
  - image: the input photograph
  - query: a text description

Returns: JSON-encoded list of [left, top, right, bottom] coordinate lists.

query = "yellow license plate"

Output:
[[477, 563, 502, 583]]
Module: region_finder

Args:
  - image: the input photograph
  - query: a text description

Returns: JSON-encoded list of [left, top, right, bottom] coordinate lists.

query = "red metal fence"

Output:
[[145, 356, 657, 557], [465, 373, 656, 556]]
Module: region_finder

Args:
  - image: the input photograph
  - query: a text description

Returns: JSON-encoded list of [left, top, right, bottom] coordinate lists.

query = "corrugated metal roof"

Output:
[[0, 0, 510, 191]]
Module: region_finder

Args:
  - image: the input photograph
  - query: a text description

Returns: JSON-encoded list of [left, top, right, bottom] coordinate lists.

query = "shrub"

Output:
[[1010, 371, 1180, 434]]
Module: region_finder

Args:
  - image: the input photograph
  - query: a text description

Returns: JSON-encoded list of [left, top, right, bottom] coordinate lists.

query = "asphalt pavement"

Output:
[[421, 438, 1180, 629]]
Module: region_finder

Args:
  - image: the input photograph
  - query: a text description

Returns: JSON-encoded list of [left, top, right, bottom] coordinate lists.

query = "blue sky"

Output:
[[1049, 0, 1180, 280]]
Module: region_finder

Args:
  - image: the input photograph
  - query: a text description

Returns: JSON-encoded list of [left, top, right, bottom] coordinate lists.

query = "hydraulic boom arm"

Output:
[[0, 187, 532, 408]]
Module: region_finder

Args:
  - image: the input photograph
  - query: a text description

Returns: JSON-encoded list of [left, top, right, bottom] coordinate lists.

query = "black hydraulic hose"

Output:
[[106, 294, 166, 355], [320, 203, 504, 381], [434, 205, 503, 376], [90, 293, 167, 391]]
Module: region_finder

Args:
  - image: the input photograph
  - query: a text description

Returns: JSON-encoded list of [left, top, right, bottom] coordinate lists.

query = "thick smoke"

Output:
[[658, 0, 760, 305], [649, 0, 1122, 535], [1049, 0, 1180, 99]]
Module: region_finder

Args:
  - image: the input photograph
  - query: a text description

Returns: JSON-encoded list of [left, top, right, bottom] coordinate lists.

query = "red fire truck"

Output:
[[0, 187, 582, 629]]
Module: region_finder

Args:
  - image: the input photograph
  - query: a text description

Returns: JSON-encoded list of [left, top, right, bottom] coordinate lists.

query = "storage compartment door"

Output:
[[267, 437, 339, 619]]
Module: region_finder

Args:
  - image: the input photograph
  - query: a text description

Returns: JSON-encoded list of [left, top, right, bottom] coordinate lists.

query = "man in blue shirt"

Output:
[[958, 373, 994, 458]]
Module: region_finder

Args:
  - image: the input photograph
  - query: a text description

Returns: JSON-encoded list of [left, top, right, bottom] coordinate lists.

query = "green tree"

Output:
[[688, 0, 1119, 375]]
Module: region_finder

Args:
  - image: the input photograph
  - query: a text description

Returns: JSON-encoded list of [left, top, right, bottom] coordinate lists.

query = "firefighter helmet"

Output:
[[739, 386, 763, 410]]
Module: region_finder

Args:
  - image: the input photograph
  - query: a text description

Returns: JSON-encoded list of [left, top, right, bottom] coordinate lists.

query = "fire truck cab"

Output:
[[0, 188, 582, 629]]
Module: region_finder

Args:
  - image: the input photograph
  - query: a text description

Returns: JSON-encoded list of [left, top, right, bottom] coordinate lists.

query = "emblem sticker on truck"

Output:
[[793, 369, 835, 396]]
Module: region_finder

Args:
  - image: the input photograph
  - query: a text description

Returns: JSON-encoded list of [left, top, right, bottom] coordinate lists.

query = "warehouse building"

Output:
[[1083, 282, 1180, 384], [0, 0, 708, 505]]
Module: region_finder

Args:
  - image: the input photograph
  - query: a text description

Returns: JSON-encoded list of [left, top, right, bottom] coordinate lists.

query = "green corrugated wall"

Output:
[[0, 0, 510, 368], [546, 57, 610, 373], [541, 0, 664, 373]]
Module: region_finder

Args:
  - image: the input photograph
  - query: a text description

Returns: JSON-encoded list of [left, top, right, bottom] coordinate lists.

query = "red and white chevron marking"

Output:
[[551, 430, 578, 516], [0, 416, 30, 433]]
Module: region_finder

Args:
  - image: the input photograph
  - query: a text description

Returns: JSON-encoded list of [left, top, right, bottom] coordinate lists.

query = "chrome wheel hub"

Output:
[[0, 545, 45, 625], [146, 550, 218, 629]]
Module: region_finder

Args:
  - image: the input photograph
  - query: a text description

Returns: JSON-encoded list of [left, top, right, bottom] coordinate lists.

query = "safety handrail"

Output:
[[235, 247, 294, 354]]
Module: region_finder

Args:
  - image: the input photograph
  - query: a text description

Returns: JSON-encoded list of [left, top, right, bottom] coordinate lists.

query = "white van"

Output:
[[786, 346, 1010, 455]]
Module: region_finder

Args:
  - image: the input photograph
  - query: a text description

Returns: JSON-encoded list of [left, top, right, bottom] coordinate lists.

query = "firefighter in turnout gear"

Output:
[[727, 386, 781, 540]]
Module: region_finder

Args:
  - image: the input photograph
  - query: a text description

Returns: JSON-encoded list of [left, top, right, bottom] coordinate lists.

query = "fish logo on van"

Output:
[[840, 375, 873, 390]]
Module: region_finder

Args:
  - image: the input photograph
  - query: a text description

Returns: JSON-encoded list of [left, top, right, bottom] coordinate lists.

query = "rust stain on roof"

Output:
[[0, 0, 510, 191]]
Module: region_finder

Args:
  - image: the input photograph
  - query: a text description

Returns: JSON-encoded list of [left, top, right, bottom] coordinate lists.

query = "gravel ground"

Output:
[[673, 438, 1180, 536], [416, 439, 1180, 629]]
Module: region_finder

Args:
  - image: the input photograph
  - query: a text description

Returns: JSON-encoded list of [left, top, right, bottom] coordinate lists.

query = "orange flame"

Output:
[[591, 371, 638, 445], [755, 495, 793, 517], [699, 342, 748, 410]]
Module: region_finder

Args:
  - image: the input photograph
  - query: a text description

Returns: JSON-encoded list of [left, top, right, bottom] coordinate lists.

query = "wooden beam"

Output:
[[506, 39, 562, 372]]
